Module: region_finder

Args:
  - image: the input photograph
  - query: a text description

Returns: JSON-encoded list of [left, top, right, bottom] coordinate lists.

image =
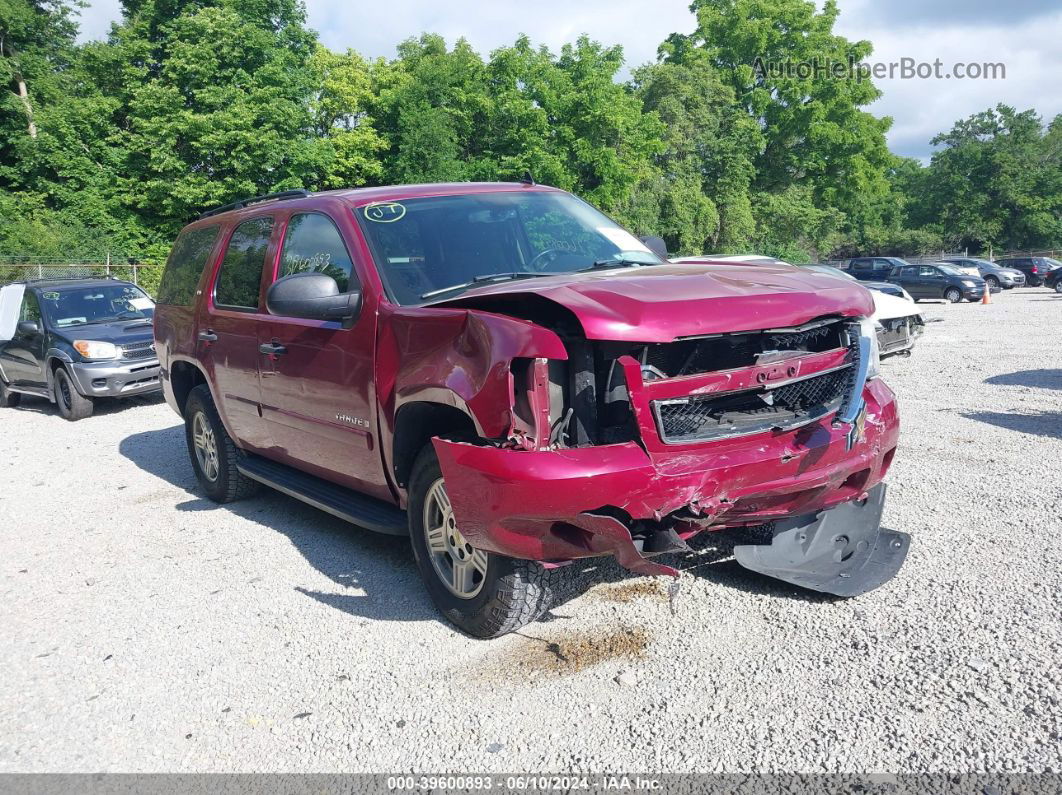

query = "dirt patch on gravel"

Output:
[[593, 579, 668, 604], [482, 626, 651, 679]]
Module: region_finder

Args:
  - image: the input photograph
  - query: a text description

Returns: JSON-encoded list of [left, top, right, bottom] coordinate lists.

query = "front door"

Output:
[[1, 290, 47, 388], [198, 215, 276, 453], [257, 211, 388, 499], [919, 266, 945, 298]]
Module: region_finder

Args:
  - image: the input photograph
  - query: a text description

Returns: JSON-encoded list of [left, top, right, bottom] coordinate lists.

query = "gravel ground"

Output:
[[1, 290, 1060, 774]]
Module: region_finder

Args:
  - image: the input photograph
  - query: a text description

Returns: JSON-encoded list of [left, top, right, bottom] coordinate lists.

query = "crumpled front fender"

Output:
[[432, 379, 899, 579]]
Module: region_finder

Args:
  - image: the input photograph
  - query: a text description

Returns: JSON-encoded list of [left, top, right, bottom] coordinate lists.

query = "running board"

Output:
[[236, 454, 408, 536]]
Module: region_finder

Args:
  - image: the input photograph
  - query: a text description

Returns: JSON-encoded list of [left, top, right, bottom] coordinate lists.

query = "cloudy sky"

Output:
[[76, 0, 1062, 160]]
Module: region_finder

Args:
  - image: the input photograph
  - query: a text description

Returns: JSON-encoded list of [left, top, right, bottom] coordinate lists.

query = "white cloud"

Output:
[[75, 0, 1062, 159], [833, 5, 1062, 158]]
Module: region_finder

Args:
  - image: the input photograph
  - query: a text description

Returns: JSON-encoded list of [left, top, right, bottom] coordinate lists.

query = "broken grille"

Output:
[[653, 365, 853, 444]]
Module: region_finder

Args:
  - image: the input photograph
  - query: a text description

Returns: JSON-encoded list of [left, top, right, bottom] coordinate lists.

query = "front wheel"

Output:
[[53, 367, 93, 421], [944, 287, 963, 303], [408, 445, 557, 638], [984, 276, 999, 290]]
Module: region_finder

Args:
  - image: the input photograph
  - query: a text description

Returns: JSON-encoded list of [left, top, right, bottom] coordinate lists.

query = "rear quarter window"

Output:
[[157, 226, 221, 305]]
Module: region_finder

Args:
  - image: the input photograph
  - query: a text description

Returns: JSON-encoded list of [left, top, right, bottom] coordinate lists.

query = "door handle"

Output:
[[258, 342, 287, 356], [197, 329, 218, 343]]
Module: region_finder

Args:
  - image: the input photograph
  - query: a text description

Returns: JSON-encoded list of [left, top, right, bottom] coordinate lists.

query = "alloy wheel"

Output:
[[422, 477, 488, 599], [192, 411, 220, 482]]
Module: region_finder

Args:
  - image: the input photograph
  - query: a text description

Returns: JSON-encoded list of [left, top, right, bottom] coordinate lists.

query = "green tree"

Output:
[[625, 52, 762, 253], [85, 0, 329, 233], [919, 105, 1062, 251], [664, 0, 893, 240], [311, 45, 387, 189]]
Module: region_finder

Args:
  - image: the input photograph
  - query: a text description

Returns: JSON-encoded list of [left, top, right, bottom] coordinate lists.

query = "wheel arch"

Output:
[[392, 401, 477, 490], [168, 358, 209, 416]]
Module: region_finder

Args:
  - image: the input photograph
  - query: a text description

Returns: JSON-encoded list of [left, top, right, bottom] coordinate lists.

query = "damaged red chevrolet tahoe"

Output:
[[154, 182, 910, 638]]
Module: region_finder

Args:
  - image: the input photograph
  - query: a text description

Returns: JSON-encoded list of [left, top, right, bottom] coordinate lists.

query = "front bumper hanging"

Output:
[[733, 483, 910, 597]]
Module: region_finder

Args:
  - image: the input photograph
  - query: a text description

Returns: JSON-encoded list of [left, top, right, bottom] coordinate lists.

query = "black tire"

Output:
[[0, 377, 21, 408], [984, 275, 999, 290], [944, 287, 963, 303], [1054, 280, 1062, 294], [408, 444, 556, 638], [53, 366, 93, 421], [183, 384, 260, 503]]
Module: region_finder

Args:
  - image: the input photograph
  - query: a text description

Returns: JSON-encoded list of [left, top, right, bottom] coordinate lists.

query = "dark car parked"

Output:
[[994, 256, 1062, 287], [940, 257, 1025, 290], [798, 264, 909, 298], [0, 279, 160, 420], [887, 263, 987, 303], [1045, 267, 1062, 294], [844, 256, 911, 282]]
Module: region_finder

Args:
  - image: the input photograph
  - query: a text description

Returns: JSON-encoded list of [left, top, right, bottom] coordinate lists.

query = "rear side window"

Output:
[[214, 217, 274, 310], [157, 225, 220, 305], [278, 213, 357, 293]]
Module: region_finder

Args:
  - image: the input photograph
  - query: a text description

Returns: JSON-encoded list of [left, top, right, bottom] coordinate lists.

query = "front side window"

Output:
[[38, 285, 154, 328], [19, 291, 42, 324], [278, 213, 357, 294], [354, 191, 663, 305], [214, 217, 274, 309]]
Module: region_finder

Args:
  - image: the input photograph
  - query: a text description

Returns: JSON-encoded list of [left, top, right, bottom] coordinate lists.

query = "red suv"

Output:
[[154, 183, 908, 637]]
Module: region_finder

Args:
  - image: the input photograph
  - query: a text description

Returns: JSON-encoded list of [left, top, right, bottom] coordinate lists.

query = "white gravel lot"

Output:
[[1, 290, 1060, 774]]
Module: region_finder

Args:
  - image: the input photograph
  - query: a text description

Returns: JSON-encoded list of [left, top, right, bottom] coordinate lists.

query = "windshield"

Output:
[[39, 284, 155, 327], [936, 265, 967, 277], [1044, 258, 1062, 268], [353, 191, 664, 304]]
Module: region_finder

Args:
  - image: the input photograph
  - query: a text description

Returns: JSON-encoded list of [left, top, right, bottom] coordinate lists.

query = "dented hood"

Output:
[[429, 263, 874, 342]]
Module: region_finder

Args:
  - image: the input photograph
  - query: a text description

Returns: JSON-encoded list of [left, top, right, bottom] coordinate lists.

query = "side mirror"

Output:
[[266, 272, 361, 323], [17, 320, 39, 336], [639, 235, 668, 259]]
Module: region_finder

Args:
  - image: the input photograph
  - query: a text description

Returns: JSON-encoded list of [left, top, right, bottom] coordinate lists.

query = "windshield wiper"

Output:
[[420, 271, 553, 300], [579, 257, 658, 272]]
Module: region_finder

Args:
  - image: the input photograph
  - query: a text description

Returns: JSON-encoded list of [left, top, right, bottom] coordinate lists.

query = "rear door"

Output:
[[896, 265, 921, 297], [257, 210, 390, 499], [849, 259, 873, 280], [1, 290, 47, 388], [198, 215, 276, 452]]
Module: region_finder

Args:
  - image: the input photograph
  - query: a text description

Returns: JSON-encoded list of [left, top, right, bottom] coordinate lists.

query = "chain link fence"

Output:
[[0, 260, 161, 295]]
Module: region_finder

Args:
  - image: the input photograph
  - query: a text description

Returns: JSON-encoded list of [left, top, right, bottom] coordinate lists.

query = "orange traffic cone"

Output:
[[982, 283, 991, 304]]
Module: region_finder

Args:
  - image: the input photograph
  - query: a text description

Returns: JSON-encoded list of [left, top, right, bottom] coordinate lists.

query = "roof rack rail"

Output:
[[25, 275, 118, 283], [199, 189, 311, 219]]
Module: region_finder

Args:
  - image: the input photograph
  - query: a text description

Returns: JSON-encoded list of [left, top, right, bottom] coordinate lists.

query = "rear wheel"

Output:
[[53, 367, 93, 421], [183, 384, 260, 503], [944, 287, 963, 303], [1054, 280, 1062, 294], [0, 378, 21, 408], [408, 444, 556, 638]]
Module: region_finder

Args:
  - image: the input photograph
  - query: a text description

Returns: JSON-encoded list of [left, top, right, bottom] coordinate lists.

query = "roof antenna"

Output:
[[518, 170, 535, 186]]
